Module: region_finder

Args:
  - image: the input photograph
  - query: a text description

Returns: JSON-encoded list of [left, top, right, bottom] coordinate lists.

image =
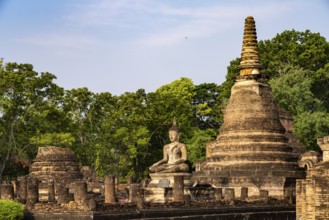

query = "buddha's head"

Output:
[[169, 119, 180, 142]]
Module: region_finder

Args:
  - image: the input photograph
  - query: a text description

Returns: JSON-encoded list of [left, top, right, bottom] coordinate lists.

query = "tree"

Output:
[[312, 63, 329, 110], [258, 29, 329, 78], [269, 66, 322, 115], [185, 128, 216, 167], [62, 87, 96, 165], [0, 62, 65, 184], [192, 83, 222, 130], [294, 112, 329, 151]]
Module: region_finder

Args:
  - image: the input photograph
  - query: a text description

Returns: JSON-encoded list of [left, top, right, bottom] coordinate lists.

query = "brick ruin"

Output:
[[9, 146, 100, 211], [1, 16, 328, 219], [296, 136, 329, 219], [192, 16, 305, 198]]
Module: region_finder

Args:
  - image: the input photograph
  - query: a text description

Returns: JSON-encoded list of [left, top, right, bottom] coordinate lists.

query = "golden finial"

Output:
[[239, 16, 261, 76]]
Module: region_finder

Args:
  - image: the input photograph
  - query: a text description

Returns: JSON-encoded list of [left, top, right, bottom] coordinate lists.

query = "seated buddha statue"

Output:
[[149, 120, 189, 173]]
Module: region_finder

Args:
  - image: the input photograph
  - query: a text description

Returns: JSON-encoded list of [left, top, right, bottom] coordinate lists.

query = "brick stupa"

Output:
[[28, 146, 83, 201], [192, 16, 305, 197]]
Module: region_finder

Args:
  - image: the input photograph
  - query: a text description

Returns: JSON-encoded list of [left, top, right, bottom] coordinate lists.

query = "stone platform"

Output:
[[144, 173, 192, 203]]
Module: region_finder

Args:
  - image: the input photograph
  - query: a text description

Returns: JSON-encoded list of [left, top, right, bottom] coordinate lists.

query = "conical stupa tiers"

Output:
[[192, 16, 305, 197], [239, 16, 261, 76]]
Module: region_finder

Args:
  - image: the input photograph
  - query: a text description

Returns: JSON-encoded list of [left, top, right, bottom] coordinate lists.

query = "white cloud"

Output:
[[138, 3, 294, 47], [18, 33, 100, 51], [31, 0, 298, 49], [64, 0, 154, 28]]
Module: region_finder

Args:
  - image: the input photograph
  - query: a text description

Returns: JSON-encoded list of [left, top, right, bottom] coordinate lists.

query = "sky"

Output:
[[0, 0, 329, 95]]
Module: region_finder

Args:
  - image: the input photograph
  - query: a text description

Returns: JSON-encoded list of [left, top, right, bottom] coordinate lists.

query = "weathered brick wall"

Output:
[[296, 136, 329, 220]]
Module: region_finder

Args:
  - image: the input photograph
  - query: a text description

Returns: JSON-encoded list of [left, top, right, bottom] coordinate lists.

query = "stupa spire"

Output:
[[239, 16, 261, 76]]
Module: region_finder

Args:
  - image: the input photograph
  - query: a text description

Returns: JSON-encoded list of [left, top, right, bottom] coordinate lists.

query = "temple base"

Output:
[[144, 173, 192, 203]]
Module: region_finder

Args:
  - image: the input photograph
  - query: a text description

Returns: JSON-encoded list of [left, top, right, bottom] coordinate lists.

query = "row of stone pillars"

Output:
[[104, 175, 189, 207], [1, 176, 98, 211], [213, 188, 269, 202], [0, 176, 40, 206]]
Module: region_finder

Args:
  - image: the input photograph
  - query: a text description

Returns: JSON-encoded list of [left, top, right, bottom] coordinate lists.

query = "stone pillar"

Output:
[[224, 188, 235, 203], [127, 176, 133, 185], [136, 187, 144, 209], [104, 175, 116, 203], [285, 187, 294, 204], [57, 187, 70, 204], [26, 176, 39, 207], [260, 190, 268, 197], [260, 190, 268, 201], [17, 176, 27, 203], [48, 179, 55, 203], [74, 181, 88, 205], [129, 184, 139, 203], [240, 187, 248, 200], [173, 176, 184, 202], [183, 194, 191, 207], [11, 181, 18, 198], [318, 136, 329, 161], [1, 183, 14, 200], [57, 181, 70, 204], [214, 188, 223, 201]]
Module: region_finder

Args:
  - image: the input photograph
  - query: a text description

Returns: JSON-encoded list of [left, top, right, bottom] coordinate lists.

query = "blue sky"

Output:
[[0, 0, 329, 95]]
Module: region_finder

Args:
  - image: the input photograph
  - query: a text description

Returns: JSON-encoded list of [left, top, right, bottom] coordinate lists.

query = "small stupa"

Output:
[[192, 16, 305, 197], [28, 146, 83, 201]]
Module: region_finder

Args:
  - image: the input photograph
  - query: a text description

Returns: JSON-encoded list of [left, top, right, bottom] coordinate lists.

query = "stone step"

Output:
[[216, 133, 288, 143], [200, 162, 301, 171], [210, 144, 293, 153], [205, 154, 299, 163], [192, 169, 305, 179]]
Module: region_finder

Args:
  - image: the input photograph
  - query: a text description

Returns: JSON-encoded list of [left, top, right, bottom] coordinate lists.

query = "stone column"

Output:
[[127, 176, 133, 185], [57, 187, 70, 204], [183, 194, 191, 207], [17, 176, 27, 203], [74, 181, 88, 205], [105, 175, 116, 203], [136, 187, 144, 209], [214, 188, 223, 201], [26, 176, 39, 206], [1, 183, 14, 200], [260, 190, 268, 202], [224, 188, 235, 203], [285, 187, 294, 204], [173, 176, 184, 202], [240, 187, 248, 200], [57, 181, 70, 204], [48, 179, 55, 203], [129, 184, 139, 203], [11, 181, 18, 198], [260, 190, 268, 198]]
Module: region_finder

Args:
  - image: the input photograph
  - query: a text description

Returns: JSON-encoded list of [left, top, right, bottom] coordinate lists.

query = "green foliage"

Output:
[[312, 63, 329, 110], [186, 128, 216, 166], [294, 112, 329, 151], [193, 83, 222, 130], [0, 199, 24, 220], [0, 62, 66, 182], [269, 66, 322, 115], [29, 132, 75, 147], [259, 29, 329, 78]]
